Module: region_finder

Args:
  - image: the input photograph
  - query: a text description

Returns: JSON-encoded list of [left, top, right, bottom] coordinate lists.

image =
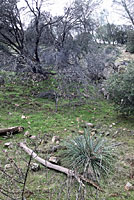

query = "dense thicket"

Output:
[[105, 64, 134, 115]]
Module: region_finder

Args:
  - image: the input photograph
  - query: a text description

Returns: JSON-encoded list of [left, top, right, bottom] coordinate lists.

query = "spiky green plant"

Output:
[[63, 129, 116, 182]]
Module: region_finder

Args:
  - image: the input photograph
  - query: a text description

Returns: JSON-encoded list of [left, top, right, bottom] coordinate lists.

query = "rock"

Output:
[[92, 129, 97, 133], [30, 135, 36, 140], [103, 65, 115, 79], [56, 141, 60, 144], [51, 145, 61, 152], [85, 123, 94, 128], [37, 91, 58, 102], [21, 115, 26, 119], [124, 182, 134, 191], [112, 131, 119, 138], [99, 131, 105, 136], [4, 142, 12, 148], [118, 65, 126, 73], [4, 164, 12, 170], [49, 156, 60, 164], [78, 130, 84, 134], [24, 131, 31, 137], [46, 145, 64, 154], [0, 76, 5, 85], [91, 132, 96, 136], [105, 131, 110, 136], [101, 87, 110, 99], [31, 163, 40, 172], [109, 125, 113, 128], [52, 136, 60, 143]]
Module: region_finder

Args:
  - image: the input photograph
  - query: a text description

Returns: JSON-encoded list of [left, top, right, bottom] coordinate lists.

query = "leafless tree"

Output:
[[113, 0, 134, 26], [0, 0, 25, 55]]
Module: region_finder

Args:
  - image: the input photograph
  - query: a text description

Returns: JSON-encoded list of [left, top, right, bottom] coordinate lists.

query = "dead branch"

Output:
[[19, 142, 103, 192], [0, 127, 24, 136]]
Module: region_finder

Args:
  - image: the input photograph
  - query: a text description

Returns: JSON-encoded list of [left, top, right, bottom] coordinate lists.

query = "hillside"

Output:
[[0, 72, 134, 200]]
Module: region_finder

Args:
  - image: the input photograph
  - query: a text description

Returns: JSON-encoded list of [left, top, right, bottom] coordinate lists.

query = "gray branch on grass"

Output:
[[19, 142, 104, 192]]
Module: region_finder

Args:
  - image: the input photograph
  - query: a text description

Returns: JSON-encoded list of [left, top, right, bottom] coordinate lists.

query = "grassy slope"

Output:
[[0, 74, 134, 200]]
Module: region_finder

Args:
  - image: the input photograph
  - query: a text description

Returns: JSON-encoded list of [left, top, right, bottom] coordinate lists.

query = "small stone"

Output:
[[109, 125, 113, 128], [21, 115, 26, 119], [92, 129, 97, 133], [105, 131, 110, 136], [100, 131, 105, 135], [76, 117, 80, 122], [24, 131, 30, 137], [56, 141, 60, 144], [112, 123, 116, 126], [51, 145, 60, 152], [30, 135, 36, 140], [78, 130, 84, 134], [0, 76, 5, 85], [49, 156, 60, 164], [124, 182, 134, 191], [4, 142, 12, 148], [112, 131, 119, 137], [4, 164, 12, 170], [48, 145, 62, 153], [85, 123, 94, 128], [31, 163, 40, 172], [52, 136, 60, 143], [91, 132, 96, 136]]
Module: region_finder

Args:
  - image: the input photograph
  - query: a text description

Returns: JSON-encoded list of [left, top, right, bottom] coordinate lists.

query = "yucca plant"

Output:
[[62, 129, 116, 182]]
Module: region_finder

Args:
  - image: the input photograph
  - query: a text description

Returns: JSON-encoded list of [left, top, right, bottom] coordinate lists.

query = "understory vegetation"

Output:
[[0, 73, 134, 200], [0, 0, 134, 199], [106, 64, 134, 115]]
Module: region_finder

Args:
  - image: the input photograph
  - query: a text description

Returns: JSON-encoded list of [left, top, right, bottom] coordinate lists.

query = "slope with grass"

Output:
[[0, 72, 134, 200]]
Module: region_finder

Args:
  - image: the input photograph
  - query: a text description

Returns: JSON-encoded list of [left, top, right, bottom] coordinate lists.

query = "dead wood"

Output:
[[0, 126, 24, 136], [19, 142, 103, 192]]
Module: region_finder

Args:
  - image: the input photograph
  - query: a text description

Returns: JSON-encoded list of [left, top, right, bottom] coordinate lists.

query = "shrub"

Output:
[[106, 64, 134, 115], [62, 129, 116, 182], [126, 31, 134, 53]]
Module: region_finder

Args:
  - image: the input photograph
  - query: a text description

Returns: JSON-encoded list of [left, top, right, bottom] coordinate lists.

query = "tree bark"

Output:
[[19, 142, 103, 192]]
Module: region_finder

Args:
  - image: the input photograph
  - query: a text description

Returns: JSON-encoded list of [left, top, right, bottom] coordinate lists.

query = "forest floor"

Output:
[[0, 71, 134, 200]]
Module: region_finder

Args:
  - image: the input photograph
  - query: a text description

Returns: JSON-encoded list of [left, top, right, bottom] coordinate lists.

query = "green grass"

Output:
[[0, 73, 134, 199]]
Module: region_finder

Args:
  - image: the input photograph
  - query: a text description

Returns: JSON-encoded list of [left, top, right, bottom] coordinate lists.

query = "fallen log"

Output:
[[19, 142, 103, 192], [0, 126, 24, 136]]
